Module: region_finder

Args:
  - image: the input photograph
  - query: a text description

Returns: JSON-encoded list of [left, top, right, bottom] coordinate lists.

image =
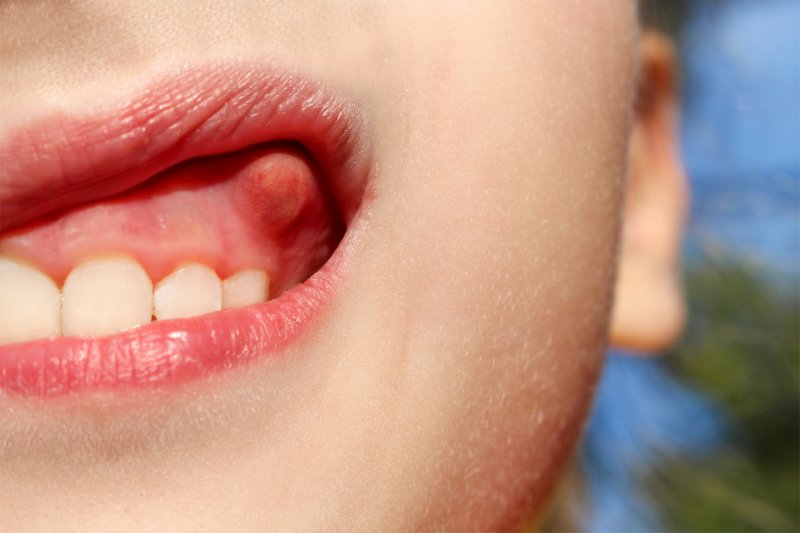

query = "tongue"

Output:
[[0, 145, 341, 293]]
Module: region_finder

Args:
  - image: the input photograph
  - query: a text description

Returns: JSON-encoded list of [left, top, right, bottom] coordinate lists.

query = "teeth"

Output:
[[0, 256, 272, 345], [222, 269, 270, 309], [154, 262, 222, 320], [0, 258, 61, 344], [62, 256, 153, 337]]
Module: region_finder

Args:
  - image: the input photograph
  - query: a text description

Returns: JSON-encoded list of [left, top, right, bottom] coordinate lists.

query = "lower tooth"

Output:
[[0, 258, 61, 344], [62, 256, 153, 337], [222, 270, 269, 309], [154, 263, 222, 320]]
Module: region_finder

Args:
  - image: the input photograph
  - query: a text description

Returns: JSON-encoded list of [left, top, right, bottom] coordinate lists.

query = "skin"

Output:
[[0, 1, 685, 530]]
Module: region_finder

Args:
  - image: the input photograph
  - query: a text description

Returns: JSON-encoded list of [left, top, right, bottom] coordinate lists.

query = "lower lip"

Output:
[[0, 247, 342, 398]]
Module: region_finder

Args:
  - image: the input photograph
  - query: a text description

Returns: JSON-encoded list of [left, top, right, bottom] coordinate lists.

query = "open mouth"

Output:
[[0, 64, 371, 397]]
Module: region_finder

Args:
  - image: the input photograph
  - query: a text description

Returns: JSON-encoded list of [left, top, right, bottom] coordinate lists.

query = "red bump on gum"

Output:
[[232, 148, 321, 237]]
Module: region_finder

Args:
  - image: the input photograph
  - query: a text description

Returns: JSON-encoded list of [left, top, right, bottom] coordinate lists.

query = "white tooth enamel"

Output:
[[62, 256, 153, 337], [222, 269, 270, 309], [0, 258, 61, 344], [154, 262, 221, 320]]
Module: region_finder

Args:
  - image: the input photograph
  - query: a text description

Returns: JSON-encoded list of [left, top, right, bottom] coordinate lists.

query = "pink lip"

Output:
[[0, 63, 370, 397], [0, 262, 339, 396]]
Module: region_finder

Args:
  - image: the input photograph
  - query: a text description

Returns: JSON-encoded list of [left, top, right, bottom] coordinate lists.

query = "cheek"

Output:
[[358, 1, 636, 528], [384, 176, 615, 529]]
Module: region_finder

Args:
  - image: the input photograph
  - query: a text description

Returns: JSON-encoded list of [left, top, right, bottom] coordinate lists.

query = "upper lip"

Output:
[[0, 62, 370, 232], [0, 62, 371, 397]]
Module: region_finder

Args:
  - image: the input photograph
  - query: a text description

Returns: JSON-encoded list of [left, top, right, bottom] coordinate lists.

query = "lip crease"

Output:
[[0, 63, 371, 397]]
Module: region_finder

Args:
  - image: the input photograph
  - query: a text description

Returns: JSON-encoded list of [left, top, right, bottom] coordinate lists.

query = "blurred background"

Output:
[[577, 1, 798, 531]]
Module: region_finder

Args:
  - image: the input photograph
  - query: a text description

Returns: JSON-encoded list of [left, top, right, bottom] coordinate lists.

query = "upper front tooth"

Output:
[[154, 262, 222, 320], [62, 256, 154, 337], [0, 258, 61, 344], [222, 269, 269, 309]]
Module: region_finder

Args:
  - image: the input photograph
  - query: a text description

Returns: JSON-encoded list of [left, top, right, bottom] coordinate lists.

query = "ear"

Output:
[[609, 30, 689, 353]]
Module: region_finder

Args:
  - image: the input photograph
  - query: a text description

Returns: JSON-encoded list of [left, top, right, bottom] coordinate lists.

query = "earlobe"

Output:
[[609, 31, 689, 353]]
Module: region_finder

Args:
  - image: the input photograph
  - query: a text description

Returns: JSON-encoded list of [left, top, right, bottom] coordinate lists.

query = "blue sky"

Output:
[[681, 0, 799, 277]]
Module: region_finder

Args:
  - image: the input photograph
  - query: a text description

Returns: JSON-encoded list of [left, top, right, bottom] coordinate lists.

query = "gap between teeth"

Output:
[[0, 256, 270, 344]]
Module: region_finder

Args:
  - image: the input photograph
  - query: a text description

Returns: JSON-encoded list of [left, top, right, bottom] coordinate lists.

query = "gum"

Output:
[[0, 144, 340, 294]]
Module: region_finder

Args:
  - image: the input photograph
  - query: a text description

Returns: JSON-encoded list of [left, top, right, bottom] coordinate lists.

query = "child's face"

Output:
[[0, 2, 637, 529]]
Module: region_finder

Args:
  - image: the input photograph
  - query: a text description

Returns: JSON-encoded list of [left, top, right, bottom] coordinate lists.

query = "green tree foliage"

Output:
[[652, 260, 799, 531]]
